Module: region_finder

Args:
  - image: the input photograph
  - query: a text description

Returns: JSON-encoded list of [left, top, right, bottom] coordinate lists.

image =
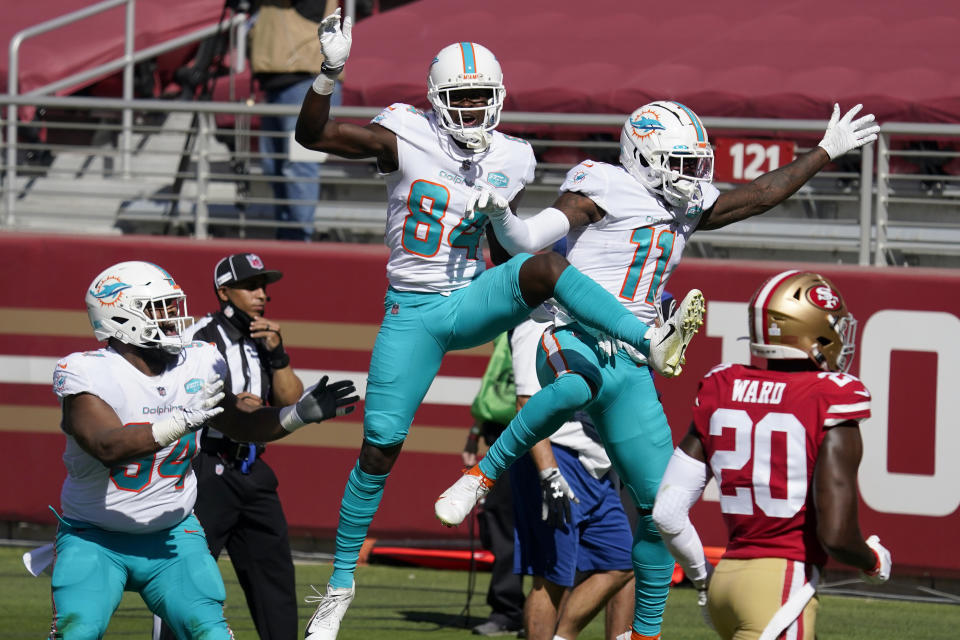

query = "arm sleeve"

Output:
[[652, 447, 712, 589], [488, 206, 571, 255]]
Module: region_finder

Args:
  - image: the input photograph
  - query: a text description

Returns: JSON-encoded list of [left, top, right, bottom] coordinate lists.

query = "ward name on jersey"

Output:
[[53, 341, 226, 533], [692, 363, 871, 565], [560, 160, 720, 325], [372, 103, 536, 293]]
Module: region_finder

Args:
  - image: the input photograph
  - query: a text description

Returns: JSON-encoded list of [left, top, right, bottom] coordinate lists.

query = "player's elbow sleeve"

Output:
[[492, 207, 570, 254], [653, 486, 691, 536]]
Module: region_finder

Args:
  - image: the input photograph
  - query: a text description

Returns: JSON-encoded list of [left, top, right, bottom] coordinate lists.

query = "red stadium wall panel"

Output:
[[1, 233, 958, 575]]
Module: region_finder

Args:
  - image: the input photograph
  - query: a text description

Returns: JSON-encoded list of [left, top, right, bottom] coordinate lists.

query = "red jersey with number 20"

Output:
[[692, 363, 871, 565]]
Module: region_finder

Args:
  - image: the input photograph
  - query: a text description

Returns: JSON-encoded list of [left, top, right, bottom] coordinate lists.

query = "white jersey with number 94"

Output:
[[52, 341, 226, 533]]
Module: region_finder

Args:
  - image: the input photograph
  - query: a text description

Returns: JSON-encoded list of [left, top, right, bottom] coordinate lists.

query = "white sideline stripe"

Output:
[[0, 355, 481, 407]]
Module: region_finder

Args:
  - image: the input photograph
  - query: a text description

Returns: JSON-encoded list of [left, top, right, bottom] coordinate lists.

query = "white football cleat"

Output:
[[435, 465, 495, 527], [304, 582, 355, 640], [645, 289, 705, 378]]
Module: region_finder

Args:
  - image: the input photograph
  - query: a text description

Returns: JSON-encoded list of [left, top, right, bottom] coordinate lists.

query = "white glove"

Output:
[[817, 103, 880, 160], [318, 8, 353, 76], [151, 376, 225, 447], [465, 187, 509, 222], [862, 534, 892, 583], [580, 323, 622, 358]]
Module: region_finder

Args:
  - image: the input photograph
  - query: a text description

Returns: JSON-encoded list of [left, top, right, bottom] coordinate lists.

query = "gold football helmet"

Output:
[[748, 270, 857, 372]]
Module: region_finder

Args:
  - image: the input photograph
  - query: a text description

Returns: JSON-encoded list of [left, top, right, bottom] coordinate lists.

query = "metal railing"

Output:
[[1, 92, 959, 266], [5, 0, 247, 221]]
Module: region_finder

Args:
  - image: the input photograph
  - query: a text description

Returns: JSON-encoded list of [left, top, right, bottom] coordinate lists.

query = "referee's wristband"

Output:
[[266, 344, 291, 370]]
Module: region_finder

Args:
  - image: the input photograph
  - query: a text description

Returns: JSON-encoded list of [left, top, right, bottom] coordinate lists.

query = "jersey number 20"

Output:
[[708, 408, 808, 519]]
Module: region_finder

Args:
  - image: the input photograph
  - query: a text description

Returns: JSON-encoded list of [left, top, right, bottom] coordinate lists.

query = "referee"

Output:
[[158, 252, 303, 640]]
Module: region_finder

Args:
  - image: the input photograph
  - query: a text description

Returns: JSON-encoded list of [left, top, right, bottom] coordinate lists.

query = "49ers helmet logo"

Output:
[[807, 284, 841, 310]]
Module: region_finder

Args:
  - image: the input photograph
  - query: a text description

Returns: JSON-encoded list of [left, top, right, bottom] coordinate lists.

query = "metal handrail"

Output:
[[1, 94, 959, 266], [4, 0, 246, 226]]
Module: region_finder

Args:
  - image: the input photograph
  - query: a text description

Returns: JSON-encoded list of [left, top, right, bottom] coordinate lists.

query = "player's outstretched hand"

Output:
[[817, 103, 880, 160], [279, 375, 359, 433], [539, 467, 579, 528], [466, 187, 509, 221], [318, 8, 353, 76], [304, 375, 359, 421], [862, 534, 892, 583]]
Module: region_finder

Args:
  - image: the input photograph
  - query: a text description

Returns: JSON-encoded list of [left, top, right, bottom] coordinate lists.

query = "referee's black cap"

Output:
[[214, 253, 283, 288]]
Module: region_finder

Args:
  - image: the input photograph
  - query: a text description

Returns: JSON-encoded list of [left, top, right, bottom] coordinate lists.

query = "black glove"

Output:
[[303, 375, 358, 420], [279, 376, 359, 432], [539, 467, 578, 529]]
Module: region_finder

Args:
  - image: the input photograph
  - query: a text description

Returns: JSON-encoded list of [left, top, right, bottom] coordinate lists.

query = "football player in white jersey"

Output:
[[652, 271, 891, 640], [293, 11, 704, 639], [434, 101, 880, 640], [47, 261, 358, 640]]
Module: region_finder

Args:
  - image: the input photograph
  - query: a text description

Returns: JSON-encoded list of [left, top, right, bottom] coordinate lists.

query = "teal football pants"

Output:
[[50, 513, 230, 640]]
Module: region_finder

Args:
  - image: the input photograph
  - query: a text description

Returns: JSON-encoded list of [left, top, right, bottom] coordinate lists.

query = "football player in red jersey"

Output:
[[651, 270, 892, 640]]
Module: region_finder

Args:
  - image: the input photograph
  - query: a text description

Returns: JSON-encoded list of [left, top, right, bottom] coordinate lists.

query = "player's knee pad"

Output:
[[546, 371, 595, 409], [632, 513, 674, 569], [49, 618, 109, 640], [160, 554, 229, 640]]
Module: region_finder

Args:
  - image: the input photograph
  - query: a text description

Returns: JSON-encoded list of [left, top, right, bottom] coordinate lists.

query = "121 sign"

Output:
[[713, 138, 796, 183]]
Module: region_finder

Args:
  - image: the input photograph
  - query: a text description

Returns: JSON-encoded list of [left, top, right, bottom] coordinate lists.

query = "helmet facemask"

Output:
[[427, 43, 506, 151]]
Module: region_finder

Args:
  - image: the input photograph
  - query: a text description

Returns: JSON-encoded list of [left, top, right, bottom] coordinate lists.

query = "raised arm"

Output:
[[294, 9, 398, 171], [699, 104, 879, 230]]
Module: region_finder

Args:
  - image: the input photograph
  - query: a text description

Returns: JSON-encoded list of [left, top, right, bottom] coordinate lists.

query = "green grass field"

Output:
[[2, 545, 957, 639]]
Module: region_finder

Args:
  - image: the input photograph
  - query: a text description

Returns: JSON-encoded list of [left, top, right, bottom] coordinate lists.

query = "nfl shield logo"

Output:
[[247, 254, 265, 269], [157, 386, 167, 396]]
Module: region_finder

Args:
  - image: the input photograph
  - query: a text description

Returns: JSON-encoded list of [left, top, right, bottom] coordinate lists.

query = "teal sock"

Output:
[[479, 373, 593, 479], [631, 514, 676, 636], [552, 266, 650, 354], [330, 462, 389, 589]]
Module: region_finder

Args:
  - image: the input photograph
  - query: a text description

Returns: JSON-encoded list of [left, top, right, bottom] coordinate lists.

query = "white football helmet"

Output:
[[748, 270, 857, 373], [85, 261, 191, 355], [620, 101, 714, 208], [427, 42, 506, 151]]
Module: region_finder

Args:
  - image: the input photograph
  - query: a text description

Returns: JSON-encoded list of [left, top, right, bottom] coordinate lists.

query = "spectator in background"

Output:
[[50, 260, 357, 639], [510, 316, 635, 640], [462, 333, 525, 637], [653, 270, 892, 640], [250, 0, 342, 240]]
